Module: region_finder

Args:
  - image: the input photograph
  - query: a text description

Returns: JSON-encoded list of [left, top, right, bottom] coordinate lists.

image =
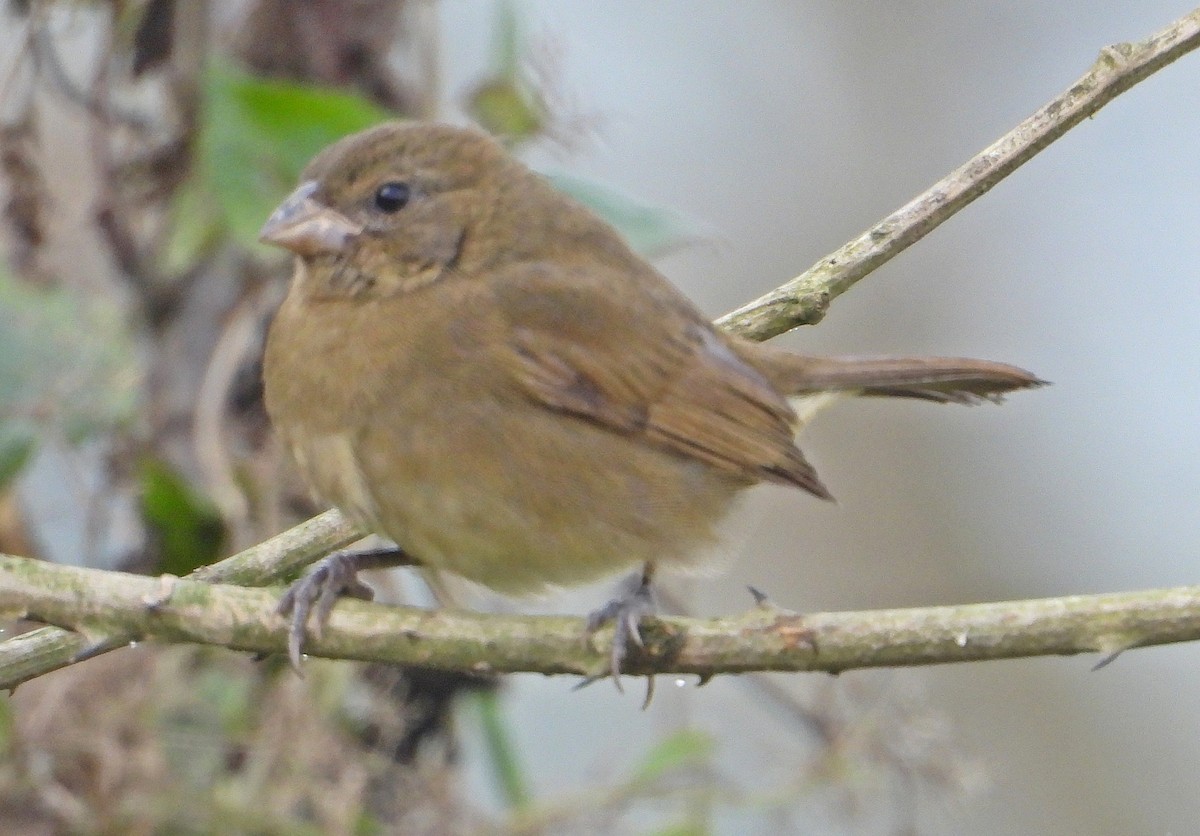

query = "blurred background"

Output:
[[1, 2, 1198, 833]]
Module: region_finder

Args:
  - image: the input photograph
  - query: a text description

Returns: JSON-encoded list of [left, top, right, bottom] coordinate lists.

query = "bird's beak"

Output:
[[259, 180, 364, 257]]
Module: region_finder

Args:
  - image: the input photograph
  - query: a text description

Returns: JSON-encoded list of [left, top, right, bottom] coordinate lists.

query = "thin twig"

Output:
[[716, 8, 1200, 340]]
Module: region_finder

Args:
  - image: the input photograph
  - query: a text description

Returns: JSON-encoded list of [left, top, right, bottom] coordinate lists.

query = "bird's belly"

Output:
[[345, 402, 742, 595]]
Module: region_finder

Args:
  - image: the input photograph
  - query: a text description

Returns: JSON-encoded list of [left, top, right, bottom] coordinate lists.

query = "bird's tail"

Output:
[[748, 350, 1047, 405]]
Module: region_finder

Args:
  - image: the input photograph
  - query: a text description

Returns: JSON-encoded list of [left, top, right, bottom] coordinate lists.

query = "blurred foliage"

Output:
[[473, 688, 531, 810], [138, 457, 226, 575], [549, 172, 700, 259], [467, 0, 547, 144], [0, 425, 35, 493], [0, 642, 734, 834], [630, 727, 715, 784], [166, 65, 392, 268], [505, 726, 722, 834], [0, 647, 480, 833], [466, 1, 699, 257], [0, 270, 139, 489], [0, 691, 13, 757]]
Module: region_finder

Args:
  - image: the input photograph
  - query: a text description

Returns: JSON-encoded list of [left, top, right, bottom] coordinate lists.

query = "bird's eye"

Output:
[[373, 181, 411, 213]]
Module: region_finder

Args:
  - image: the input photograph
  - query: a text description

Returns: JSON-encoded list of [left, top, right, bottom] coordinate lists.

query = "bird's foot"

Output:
[[583, 566, 657, 693], [276, 546, 414, 670]]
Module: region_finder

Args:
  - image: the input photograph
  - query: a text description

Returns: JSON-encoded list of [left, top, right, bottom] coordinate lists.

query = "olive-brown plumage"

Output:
[[261, 122, 1042, 667]]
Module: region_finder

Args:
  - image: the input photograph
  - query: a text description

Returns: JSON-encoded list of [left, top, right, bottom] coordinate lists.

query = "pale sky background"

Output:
[[434, 4, 1200, 834]]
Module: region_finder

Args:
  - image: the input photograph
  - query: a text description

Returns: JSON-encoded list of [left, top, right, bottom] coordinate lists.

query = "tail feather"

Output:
[[746, 351, 1047, 404]]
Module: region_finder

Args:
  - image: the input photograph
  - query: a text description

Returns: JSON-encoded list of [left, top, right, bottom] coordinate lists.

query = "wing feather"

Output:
[[496, 264, 831, 498]]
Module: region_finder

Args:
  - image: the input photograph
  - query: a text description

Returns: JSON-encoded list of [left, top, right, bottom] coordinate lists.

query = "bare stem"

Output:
[[4, 553, 1200, 681], [717, 8, 1200, 340]]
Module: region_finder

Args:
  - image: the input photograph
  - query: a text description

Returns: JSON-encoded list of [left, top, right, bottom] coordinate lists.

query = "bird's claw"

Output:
[[276, 551, 374, 670], [585, 569, 657, 693]]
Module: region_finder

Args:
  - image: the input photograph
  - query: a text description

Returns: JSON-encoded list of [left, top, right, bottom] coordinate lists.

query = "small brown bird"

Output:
[[261, 122, 1043, 677]]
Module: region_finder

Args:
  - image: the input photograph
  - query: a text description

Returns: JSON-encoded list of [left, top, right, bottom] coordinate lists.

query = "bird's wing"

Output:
[[492, 263, 831, 498]]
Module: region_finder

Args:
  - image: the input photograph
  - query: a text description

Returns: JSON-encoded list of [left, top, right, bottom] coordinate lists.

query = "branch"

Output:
[[0, 510, 365, 689], [4, 553, 1200, 680], [716, 8, 1200, 340], [3, 8, 1200, 687]]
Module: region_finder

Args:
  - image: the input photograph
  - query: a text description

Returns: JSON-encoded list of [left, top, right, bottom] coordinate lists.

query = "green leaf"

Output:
[[630, 729, 715, 785], [161, 174, 224, 274], [644, 824, 709, 836], [195, 65, 392, 250], [138, 457, 226, 575], [0, 692, 14, 760], [467, 1, 546, 144], [468, 79, 545, 145], [474, 689, 532, 809], [0, 424, 35, 490], [546, 172, 700, 258]]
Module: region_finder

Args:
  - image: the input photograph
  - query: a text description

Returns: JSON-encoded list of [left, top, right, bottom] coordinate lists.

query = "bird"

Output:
[[259, 121, 1044, 681]]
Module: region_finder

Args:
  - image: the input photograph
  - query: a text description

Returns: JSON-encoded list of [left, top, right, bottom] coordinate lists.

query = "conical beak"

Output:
[[259, 180, 364, 257]]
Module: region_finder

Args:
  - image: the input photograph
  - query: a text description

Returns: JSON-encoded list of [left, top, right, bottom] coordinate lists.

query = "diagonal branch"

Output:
[[717, 8, 1200, 340], [3, 8, 1200, 688], [4, 553, 1200, 680]]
